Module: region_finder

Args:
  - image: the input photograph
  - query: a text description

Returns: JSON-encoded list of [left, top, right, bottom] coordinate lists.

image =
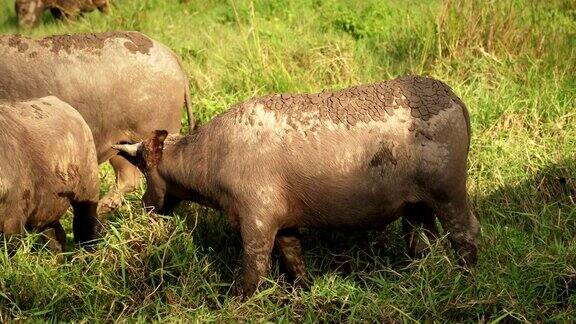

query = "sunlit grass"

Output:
[[0, 0, 574, 321]]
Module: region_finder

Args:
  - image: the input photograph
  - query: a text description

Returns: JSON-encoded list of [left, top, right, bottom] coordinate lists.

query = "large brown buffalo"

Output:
[[114, 75, 480, 296], [0, 31, 195, 217], [0, 96, 100, 252]]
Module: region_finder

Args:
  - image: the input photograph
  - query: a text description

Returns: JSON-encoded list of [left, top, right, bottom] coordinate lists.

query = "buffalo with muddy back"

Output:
[[114, 75, 480, 297], [0, 96, 100, 253], [0, 31, 195, 218]]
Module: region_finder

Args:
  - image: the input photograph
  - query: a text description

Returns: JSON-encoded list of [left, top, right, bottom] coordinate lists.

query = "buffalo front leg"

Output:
[[237, 217, 278, 297], [97, 155, 142, 218], [435, 197, 480, 266], [402, 203, 438, 258], [275, 228, 310, 289], [2, 216, 25, 256]]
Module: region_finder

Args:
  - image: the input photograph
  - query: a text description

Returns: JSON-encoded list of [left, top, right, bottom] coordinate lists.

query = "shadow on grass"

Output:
[[473, 155, 576, 309], [474, 154, 575, 239], [491, 155, 574, 205]]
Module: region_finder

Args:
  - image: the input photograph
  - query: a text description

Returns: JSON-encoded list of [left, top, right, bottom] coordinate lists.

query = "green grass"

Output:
[[1, 0, 575, 321]]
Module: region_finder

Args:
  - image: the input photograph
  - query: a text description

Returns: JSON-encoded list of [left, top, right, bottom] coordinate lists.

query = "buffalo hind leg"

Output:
[[2, 216, 25, 256], [402, 203, 438, 258], [237, 217, 277, 297], [97, 155, 142, 218], [275, 228, 310, 289], [72, 201, 100, 249], [435, 196, 480, 266]]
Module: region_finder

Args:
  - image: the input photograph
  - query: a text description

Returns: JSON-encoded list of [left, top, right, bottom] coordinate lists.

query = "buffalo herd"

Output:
[[1, 4, 479, 297]]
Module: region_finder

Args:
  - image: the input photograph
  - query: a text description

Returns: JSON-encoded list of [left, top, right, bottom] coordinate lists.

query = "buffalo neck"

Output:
[[157, 128, 212, 203]]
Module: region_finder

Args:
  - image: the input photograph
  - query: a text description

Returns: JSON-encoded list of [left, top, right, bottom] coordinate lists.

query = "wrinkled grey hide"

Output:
[[0, 31, 195, 216], [0, 96, 100, 252], [116, 75, 480, 297]]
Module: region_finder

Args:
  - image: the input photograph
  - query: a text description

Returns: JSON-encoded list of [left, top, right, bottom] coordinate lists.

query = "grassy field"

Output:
[[1, 0, 575, 321]]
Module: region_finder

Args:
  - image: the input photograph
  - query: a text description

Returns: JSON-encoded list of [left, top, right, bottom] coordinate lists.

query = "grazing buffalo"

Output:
[[0, 31, 195, 217], [0, 96, 100, 252], [15, 0, 110, 28], [114, 76, 480, 296]]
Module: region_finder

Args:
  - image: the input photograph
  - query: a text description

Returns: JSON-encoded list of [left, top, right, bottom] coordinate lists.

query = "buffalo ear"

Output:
[[145, 130, 169, 167], [153, 130, 169, 145]]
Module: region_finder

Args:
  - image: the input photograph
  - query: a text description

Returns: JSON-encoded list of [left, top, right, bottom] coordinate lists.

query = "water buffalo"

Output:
[[0, 31, 195, 217], [15, 0, 109, 28], [0, 96, 100, 252], [114, 75, 480, 296]]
